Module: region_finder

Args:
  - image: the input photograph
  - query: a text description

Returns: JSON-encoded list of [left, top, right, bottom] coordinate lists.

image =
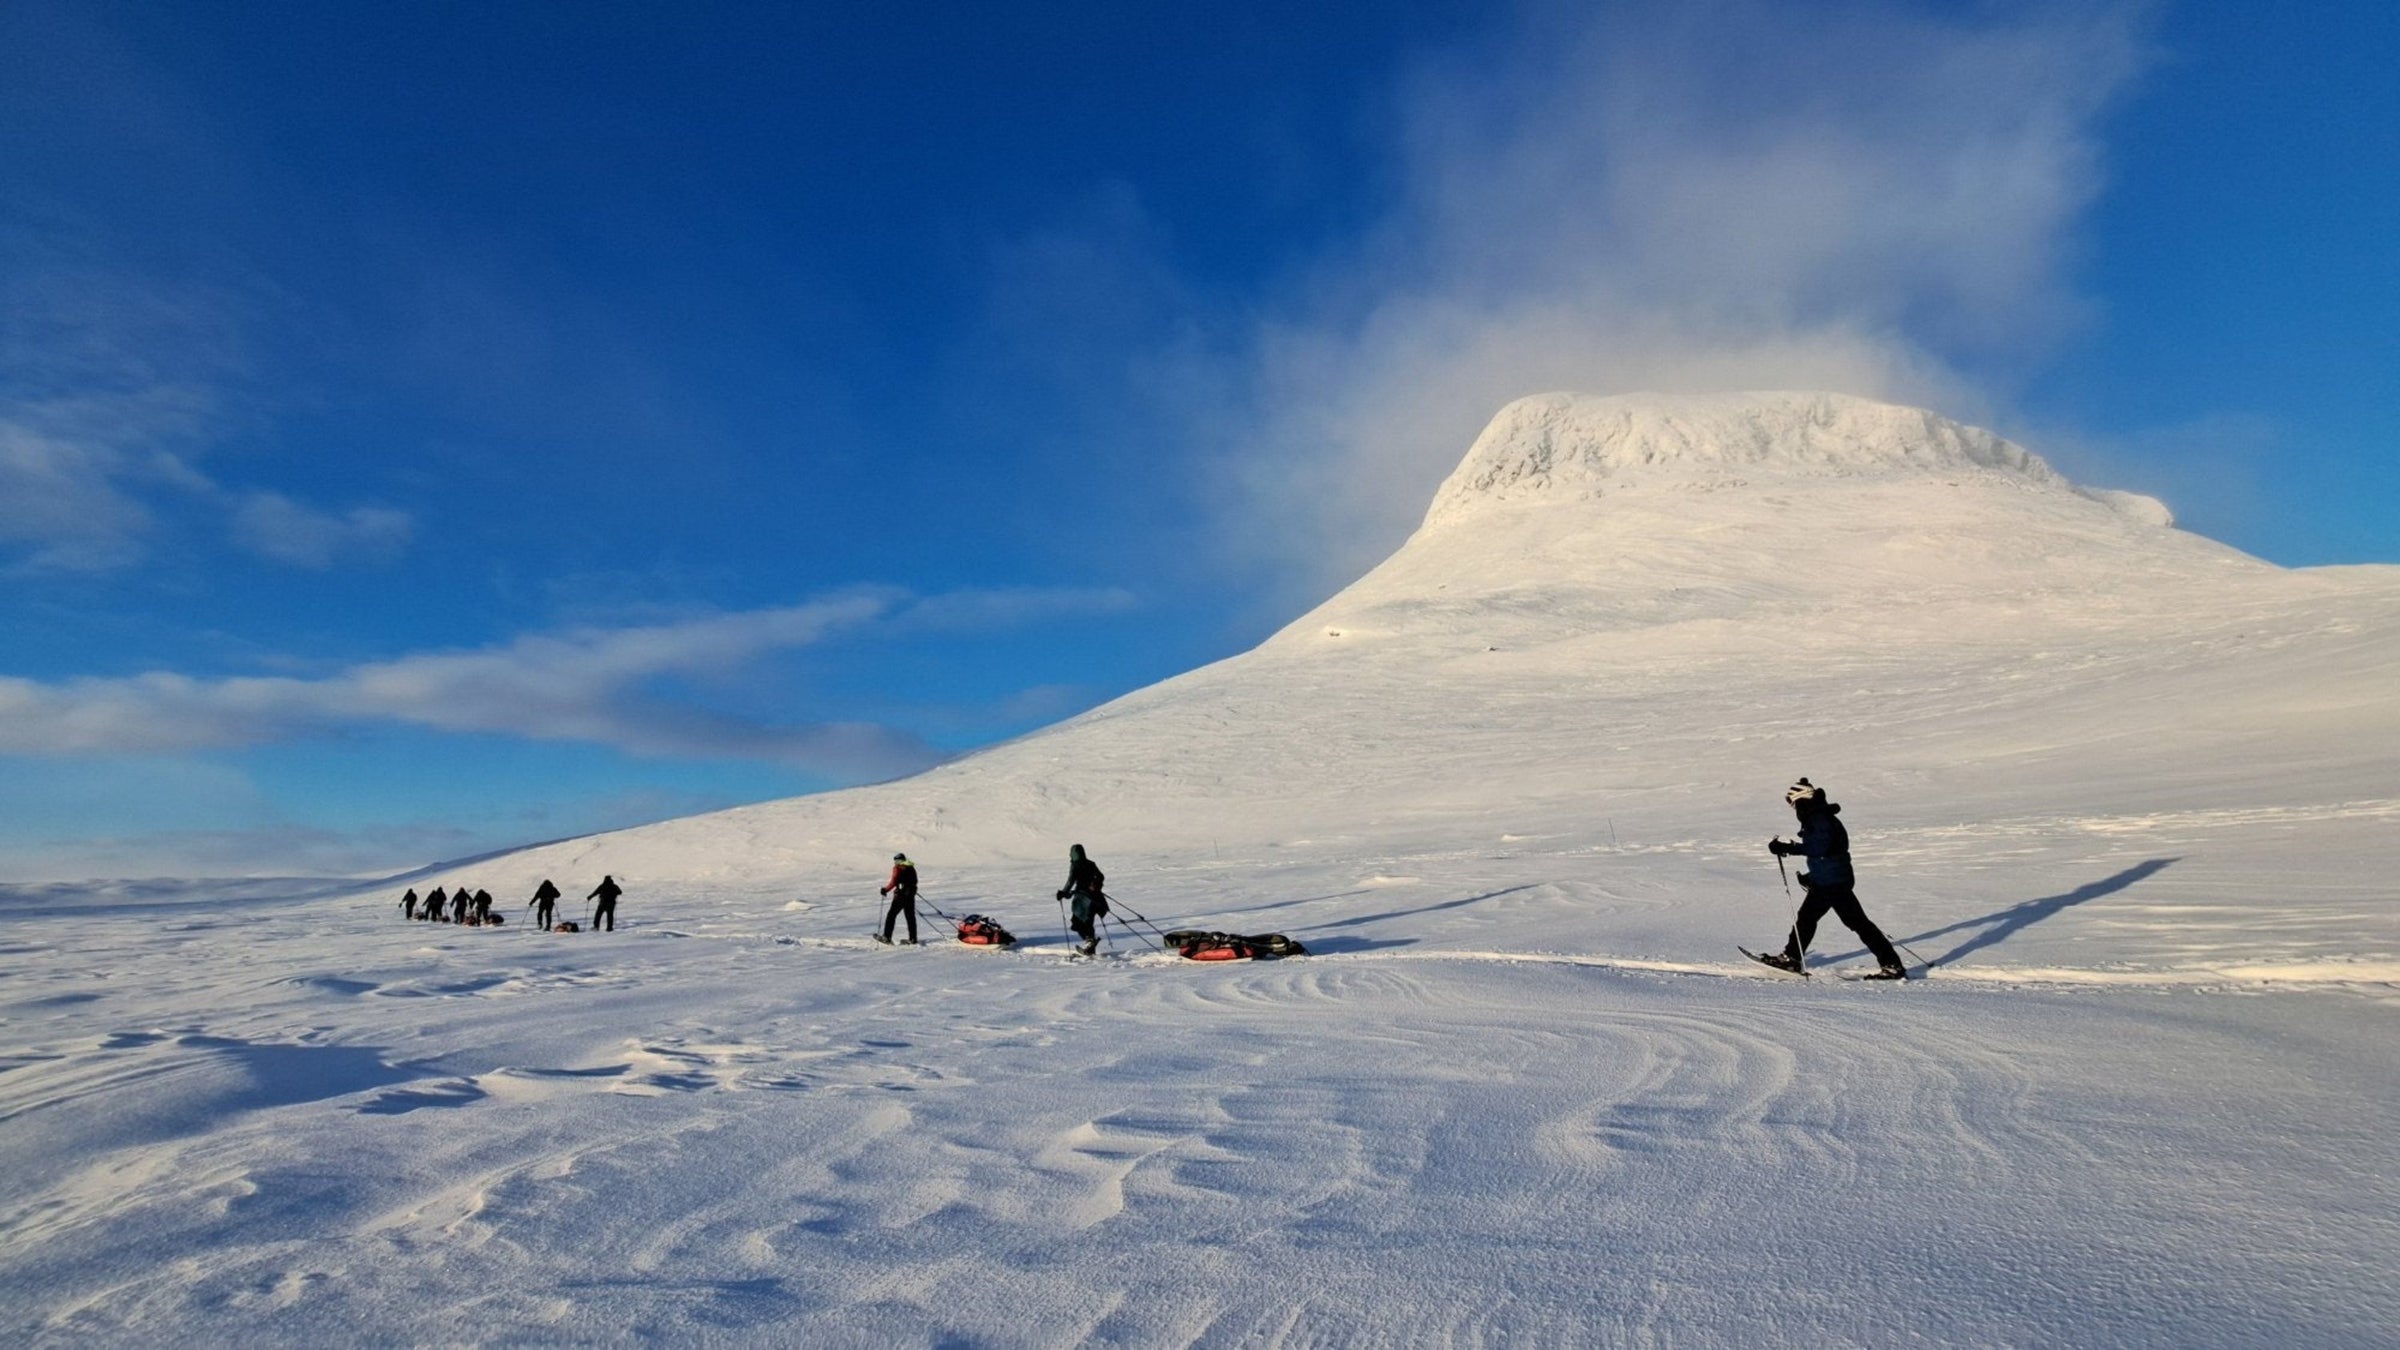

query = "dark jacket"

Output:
[[588, 878, 622, 905], [1062, 857, 1104, 899], [1775, 802, 1855, 891], [882, 862, 917, 898], [533, 880, 561, 905]]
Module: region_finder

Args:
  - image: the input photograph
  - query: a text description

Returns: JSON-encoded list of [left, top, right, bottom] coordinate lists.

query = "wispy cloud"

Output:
[[0, 585, 1133, 772], [0, 416, 156, 569], [1200, 0, 2152, 596], [0, 222, 414, 572], [230, 491, 414, 568]]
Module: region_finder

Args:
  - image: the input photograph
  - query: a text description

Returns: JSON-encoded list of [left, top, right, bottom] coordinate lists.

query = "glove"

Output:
[[1768, 838, 1787, 855], [1055, 889, 1067, 901], [879, 887, 888, 897]]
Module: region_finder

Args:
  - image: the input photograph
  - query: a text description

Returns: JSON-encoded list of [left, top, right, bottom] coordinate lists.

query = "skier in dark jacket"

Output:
[[587, 876, 622, 931], [875, 854, 920, 945], [473, 889, 494, 924], [529, 879, 561, 930], [1056, 844, 1107, 955], [451, 887, 474, 924], [1760, 778, 1906, 978], [399, 888, 420, 920], [425, 886, 448, 923]]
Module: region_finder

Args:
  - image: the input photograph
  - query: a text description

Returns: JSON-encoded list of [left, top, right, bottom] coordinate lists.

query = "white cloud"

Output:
[[1203, 0, 2151, 597], [230, 491, 414, 568], [0, 585, 1133, 772]]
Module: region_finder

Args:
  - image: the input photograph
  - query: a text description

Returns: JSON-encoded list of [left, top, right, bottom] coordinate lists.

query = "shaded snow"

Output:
[[4, 392, 2397, 1345]]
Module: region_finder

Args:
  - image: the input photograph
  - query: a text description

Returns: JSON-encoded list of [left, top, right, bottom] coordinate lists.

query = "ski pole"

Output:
[[1101, 893, 1174, 945], [1773, 849, 1801, 968], [1108, 912, 1163, 952], [906, 894, 949, 942]]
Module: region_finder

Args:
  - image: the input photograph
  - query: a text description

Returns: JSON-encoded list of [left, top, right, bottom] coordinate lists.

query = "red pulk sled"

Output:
[[954, 914, 1016, 947], [1161, 929, 1307, 961]]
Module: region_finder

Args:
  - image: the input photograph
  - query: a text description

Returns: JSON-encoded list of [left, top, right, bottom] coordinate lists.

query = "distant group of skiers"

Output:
[[397, 875, 622, 932], [399, 884, 497, 925]]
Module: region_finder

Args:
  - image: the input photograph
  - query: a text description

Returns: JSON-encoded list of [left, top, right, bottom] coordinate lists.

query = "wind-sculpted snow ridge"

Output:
[[1421, 390, 2167, 526]]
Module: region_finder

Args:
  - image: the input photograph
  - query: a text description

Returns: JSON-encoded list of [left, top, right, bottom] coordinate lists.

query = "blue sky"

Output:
[[2, 0, 2393, 880]]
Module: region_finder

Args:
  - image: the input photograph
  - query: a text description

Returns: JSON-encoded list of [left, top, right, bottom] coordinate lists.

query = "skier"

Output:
[[529, 879, 561, 930], [1056, 844, 1108, 955], [1758, 778, 1906, 979], [473, 888, 494, 924], [451, 887, 474, 924], [587, 875, 622, 932], [426, 886, 448, 923], [875, 853, 920, 945], [399, 887, 420, 920]]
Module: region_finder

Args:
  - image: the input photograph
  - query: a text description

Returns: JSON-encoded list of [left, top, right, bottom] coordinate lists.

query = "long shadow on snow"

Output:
[[1820, 858, 2179, 969], [1299, 935, 1417, 954], [1306, 884, 1542, 933]]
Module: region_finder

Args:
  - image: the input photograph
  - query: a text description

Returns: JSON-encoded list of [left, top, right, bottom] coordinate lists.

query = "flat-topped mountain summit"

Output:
[[1425, 390, 2089, 521]]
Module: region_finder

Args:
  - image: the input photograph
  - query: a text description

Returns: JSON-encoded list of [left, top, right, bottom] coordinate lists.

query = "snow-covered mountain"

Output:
[[8, 392, 2396, 1345]]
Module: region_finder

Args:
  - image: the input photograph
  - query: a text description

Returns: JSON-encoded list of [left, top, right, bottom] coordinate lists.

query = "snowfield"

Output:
[[5, 392, 2396, 1345]]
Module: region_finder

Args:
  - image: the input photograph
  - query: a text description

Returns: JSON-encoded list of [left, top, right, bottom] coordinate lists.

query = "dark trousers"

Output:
[[1785, 886, 1901, 968], [1070, 892, 1103, 944], [882, 892, 918, 942], [533, 901, 554, 929], [593, 901, 615, 931]]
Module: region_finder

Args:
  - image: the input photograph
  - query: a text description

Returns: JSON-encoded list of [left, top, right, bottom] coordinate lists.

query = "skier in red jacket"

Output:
[[876, 854, 919, 945]]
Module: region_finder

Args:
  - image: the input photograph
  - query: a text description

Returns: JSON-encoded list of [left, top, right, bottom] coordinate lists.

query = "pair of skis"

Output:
[[1739, 947, 1910, 981]]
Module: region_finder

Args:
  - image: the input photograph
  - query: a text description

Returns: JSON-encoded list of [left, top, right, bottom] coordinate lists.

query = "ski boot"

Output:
[[1754, 949, 1802, 973], [1861, 964, 1909, 981]]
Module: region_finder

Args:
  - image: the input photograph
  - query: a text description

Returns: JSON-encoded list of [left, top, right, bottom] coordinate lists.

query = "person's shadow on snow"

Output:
[[1823, 857, 2178, 970]]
